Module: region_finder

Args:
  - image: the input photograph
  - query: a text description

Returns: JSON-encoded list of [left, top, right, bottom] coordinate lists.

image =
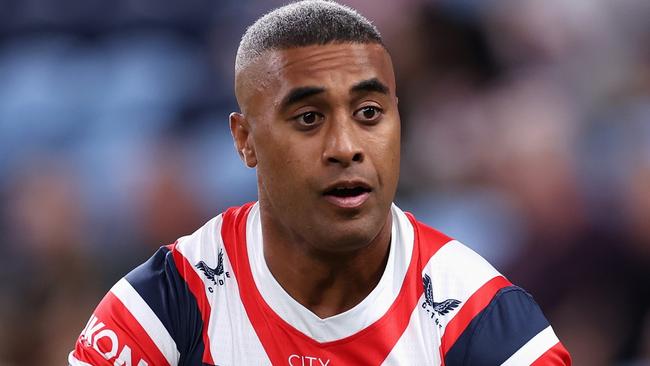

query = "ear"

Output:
[[229, 112, 257, 168]]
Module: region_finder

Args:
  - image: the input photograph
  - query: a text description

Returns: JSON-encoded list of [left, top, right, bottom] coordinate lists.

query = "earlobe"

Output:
[[242, 145, 258, 168], [229, 112, 257, 168]]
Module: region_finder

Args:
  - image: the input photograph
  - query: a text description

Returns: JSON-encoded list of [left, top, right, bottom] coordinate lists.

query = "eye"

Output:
[[300, 112, 318, 125], [354, 106, 383, 123], [292, 111, 324, 129]]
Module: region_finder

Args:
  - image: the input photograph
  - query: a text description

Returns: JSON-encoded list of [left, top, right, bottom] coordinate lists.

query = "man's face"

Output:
[[232, 43, 400, 252]]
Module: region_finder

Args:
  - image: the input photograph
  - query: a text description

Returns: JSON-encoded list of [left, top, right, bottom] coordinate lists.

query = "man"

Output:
[[69, 1, 571, 365]]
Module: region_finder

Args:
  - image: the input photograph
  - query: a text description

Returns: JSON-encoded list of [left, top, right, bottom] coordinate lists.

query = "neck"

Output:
[[259, 205, 393, 319]]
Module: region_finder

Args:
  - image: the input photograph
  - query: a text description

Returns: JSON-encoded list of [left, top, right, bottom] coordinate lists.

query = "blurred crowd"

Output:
[[0, 0, 649, 364]]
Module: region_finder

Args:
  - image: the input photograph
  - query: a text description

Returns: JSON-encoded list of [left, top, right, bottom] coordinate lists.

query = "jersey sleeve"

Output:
[[69, 245, 206, 366], [444, 286, 572, 366]]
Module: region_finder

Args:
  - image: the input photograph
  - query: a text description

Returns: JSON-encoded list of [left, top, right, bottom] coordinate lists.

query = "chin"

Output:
[[317, 214, 386, 253]]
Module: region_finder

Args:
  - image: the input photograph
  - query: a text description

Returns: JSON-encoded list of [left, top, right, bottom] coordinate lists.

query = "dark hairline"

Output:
[[235, 1, 384, 73], [237, 39, 387, 70]]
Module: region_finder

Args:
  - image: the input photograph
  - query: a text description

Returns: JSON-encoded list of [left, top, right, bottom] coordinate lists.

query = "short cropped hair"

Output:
[[235, 0, 383, 73]]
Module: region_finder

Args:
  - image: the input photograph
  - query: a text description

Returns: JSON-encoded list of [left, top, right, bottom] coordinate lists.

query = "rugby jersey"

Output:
[[69, 202, 571, 365]]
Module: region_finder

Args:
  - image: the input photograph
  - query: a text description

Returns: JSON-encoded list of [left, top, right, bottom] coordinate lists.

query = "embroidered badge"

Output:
[[196, 248, 230, 291], [422, 274, 461, 327]]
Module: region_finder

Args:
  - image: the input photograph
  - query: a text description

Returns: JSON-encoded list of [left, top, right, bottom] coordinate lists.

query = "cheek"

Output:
[[369, 122, 400, 168], [255, 132, 315, 190], [254, 122, 289, 164]]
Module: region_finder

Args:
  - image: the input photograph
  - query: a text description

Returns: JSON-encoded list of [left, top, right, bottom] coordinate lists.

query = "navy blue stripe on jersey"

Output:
[[444, 286, 550, 366], [125, 246, 208, 366]]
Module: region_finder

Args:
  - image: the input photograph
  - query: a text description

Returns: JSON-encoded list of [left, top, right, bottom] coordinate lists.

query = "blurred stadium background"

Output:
[[0, 0, 649, 364]]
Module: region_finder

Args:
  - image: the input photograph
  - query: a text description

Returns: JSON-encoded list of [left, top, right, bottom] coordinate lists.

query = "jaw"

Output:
[[258, 185, 391, 256]]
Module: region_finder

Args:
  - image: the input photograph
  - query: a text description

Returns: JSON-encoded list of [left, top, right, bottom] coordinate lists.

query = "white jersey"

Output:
[[69, 202, 571, 366]]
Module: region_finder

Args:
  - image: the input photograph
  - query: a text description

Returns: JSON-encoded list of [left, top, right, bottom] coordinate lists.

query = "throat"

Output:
[[277, 251, 390, 319], [259, 225, 393, 318], [256, 199, 394, 318]]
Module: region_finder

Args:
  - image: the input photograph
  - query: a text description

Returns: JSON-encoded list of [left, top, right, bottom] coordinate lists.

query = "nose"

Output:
[[322, 116, 364, 167]]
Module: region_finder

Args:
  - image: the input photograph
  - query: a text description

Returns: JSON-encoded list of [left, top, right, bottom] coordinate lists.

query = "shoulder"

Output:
[[69, 244, 186, 366], [443, 285, 572, 366], [69, 207, 243, 366], [409, 215, 505, 303], [405, 214, 571, 365]]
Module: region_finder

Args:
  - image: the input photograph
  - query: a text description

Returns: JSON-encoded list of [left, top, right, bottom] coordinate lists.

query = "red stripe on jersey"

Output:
[[221, 204, 451, 365], [439, 275, 513, 361], [72, 292, 169, 366], [169, 243, 216, 365], [404, 212, 453, 263], [531, 341, 573, 366]]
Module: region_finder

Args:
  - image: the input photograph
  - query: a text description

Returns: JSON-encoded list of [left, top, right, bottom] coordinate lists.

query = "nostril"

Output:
[[324, 151, 364, 165]]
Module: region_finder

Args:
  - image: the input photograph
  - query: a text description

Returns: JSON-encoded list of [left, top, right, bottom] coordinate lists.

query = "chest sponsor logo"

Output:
[[288, 354, 330, 366], [80, 315, 148, 366], [195, 248, 231, 292], [422, 274, 462, 328]]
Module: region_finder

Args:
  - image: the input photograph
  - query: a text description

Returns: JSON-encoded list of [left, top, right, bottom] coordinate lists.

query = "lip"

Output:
[[323, 191, 370, 209], [322, 180, 372, 193], [322, 179, 372, 209]]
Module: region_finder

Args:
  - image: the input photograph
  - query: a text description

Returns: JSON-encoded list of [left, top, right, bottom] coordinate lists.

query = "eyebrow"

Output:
[[278, 78, 390, 111], [350, 78, 389, 95], [279, 86, 326, 111]]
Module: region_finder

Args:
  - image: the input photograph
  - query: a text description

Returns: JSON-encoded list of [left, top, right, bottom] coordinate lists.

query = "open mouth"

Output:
[[322, 183, 372, 208], [324, 186, 371, 198]]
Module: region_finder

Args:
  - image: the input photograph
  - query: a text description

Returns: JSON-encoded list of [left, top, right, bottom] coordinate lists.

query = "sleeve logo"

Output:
[[422, 274, 462, 328], [195, 248, 231, 292]]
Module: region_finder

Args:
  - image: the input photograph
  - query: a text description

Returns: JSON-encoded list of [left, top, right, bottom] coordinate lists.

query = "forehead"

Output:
[[243, 43, 395, 107], [271, 43, 393, 81]]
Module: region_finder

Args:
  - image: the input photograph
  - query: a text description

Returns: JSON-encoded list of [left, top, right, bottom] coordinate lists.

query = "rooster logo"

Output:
[[196, 249, 227, 286], [422, 274, 461, 324]]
